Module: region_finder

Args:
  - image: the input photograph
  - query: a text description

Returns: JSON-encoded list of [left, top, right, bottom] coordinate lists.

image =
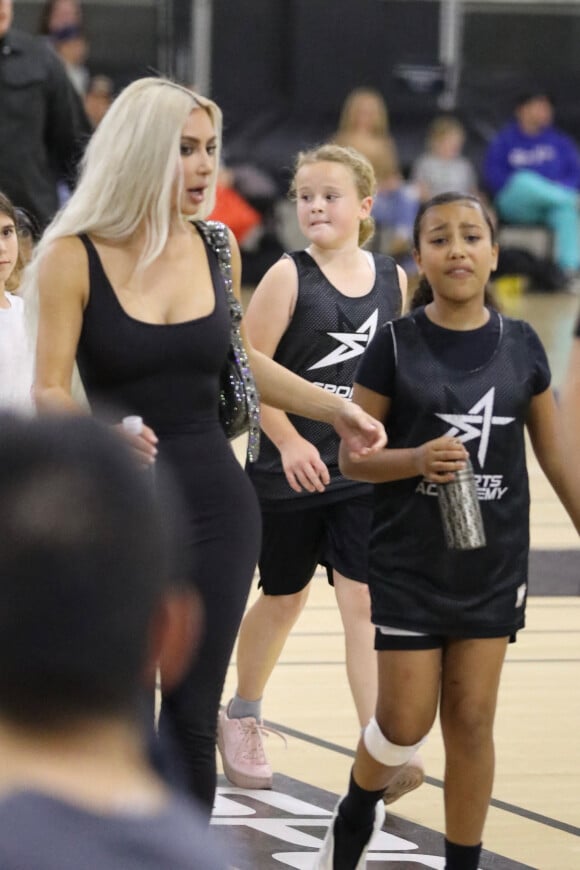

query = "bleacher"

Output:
[[13, 0, 580, 281]]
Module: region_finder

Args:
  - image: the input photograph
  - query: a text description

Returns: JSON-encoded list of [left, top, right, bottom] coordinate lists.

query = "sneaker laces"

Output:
[[237, 719, 287, 763]]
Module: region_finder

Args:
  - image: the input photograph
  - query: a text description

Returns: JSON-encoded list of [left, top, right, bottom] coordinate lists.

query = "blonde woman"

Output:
[[23, 77, 387, 816]]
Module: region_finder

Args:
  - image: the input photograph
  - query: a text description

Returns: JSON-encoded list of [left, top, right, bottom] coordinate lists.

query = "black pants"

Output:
[[158, 440, 262, 817]]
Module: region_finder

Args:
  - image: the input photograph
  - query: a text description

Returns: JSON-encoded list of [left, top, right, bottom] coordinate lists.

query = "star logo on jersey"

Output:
[[436, 387, 514, 467], [307, 310, 379, 371]]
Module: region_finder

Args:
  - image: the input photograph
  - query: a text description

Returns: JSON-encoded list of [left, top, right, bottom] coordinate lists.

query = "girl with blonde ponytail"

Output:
[[218, 143, 423, 803]]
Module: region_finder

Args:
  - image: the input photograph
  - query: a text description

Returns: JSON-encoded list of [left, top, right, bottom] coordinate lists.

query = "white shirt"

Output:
[[0, 293, 34, 412]]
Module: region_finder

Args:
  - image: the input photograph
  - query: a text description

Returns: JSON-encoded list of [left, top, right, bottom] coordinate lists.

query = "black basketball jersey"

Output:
[[248, 249, 402, 504], [367, 311, 542, 637]]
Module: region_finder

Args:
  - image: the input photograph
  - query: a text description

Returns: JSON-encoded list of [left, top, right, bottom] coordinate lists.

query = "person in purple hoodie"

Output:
[[483, 90, 580, 283]]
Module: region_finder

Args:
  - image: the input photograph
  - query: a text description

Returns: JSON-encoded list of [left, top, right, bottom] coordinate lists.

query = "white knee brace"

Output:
[[363, 716, 427, 766]]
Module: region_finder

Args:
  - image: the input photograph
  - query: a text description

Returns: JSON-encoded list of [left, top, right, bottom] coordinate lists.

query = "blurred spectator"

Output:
[[334, 87, 419, 266], [0, 192, 34, 412], [38, 0, 82, 32], [208, 163, 285, 285], [84, 73, 114, 127], [209, 165, 263, 249], [11, 207, 39, 286], [0, 0, 90, 229], [0, 414, 230, 869], [483, 90, 580, 284], [412, 116, 478, 200], [38, 0, 89, 96]]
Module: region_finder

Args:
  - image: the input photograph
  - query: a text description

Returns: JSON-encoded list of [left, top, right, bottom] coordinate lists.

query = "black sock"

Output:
[[445, 838, 482, 870], [332, 771, 385, 870]]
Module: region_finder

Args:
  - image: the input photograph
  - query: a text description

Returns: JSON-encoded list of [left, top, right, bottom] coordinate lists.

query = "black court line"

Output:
[[487, 631, 576, 636], [503, 658, 580, 664], [302, 601, 580, 610], [257, 658, 580, 666], [282, 632, 580, 638], [264, 720, 580, 840]]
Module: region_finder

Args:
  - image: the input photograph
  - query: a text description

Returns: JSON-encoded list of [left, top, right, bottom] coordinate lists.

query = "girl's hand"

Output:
[[280, 435, 330, 493], [413, 436, 468, 483], [116, 420, 158, 467], [333, 401, 387, 460]]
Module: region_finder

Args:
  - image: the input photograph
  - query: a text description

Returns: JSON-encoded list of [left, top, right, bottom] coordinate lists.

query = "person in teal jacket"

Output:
[[483, 90, 580, 282]]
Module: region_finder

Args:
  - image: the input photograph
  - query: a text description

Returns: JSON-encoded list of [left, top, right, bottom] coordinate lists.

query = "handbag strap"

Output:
[[195, 220, 242, 323], [195, 220, 261, 462]]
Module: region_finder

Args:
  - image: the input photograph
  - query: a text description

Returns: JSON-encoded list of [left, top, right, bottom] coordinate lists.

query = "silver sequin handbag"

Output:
[[195, 220, 261, 462]]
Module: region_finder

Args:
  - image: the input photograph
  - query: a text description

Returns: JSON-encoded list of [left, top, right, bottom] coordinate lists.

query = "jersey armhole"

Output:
[[279, 252, 300, 315], [364, 249, 377, 279], [389, 321, 398, 370]]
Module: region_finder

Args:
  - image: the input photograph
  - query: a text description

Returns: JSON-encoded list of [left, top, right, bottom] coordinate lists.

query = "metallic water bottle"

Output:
[[437, 458, 486, 550]]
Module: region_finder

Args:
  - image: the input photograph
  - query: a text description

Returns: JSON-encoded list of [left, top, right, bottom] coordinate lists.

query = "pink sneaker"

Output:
[[383, 753, 425, 805], [217, 706, 273, 789]]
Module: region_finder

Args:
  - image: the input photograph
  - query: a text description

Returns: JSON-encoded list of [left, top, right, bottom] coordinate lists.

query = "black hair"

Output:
[[410, 191, 498, 310], [14, 206, 41, 242], [0, 414, 186, 730], [513, 89, 552, 111], [38, 0, 83, 36]]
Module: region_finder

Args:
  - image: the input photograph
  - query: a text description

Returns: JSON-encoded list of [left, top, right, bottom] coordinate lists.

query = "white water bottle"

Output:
[[122, 415, 144, 436], [122, 415, 156, 483]]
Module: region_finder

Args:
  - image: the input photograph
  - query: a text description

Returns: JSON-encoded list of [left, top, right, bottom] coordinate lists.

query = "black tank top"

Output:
[[75, 232, 231, 435], [249, 249, 401, 504]]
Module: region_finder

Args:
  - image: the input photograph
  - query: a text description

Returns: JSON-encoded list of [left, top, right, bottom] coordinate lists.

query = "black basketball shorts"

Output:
[[258, 493, 372, 596]]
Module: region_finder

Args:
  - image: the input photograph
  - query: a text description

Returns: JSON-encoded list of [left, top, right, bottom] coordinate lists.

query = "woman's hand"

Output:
[[332, 401, 387, 461], [116, 420, 158, 467], [279, 435, 330, 493], [413, 436, 468, 483]]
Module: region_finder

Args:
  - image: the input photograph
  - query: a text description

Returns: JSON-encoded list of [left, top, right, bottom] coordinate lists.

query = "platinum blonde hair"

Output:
[[22, 76, 222, 401]]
